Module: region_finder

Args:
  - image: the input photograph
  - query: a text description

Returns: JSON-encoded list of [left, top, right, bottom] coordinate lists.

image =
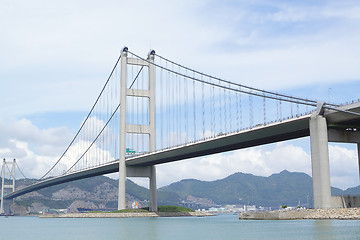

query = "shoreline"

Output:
[[239, 208, 360, 220], [39, 211, 214, 218]]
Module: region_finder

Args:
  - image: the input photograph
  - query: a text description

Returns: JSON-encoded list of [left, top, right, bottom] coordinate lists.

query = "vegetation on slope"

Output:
[[159, 170, 349, 208], [92, 206, 194, 213], [10, 171, 360, 210]]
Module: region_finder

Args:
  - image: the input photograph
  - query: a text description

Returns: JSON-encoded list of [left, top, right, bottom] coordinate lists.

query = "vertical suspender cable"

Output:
[[263, 94, 266, 125], [224, 84, 227, 133], [239, 86, 242, 130], [160, 59, 164, 149], [219, 79, 222, 133], [236, 91, 239, 131], [211, 77, 215, 137], [142, 66, 145, 151], [176, 66, 180, 145], [171, 64, 174, 146], [166, 62, 170, 148], [184, 70, 188, 144], [193, 72, 196, 142], [297, 103, 299, 117], [249, 93, 253, 128], [202, 75, 205, 138], [136, 65, 140, 152], [229, 83, 232, 132]]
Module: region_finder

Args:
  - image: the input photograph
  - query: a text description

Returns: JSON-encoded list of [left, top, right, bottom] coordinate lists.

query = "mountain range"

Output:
[[8, 170, 360, 213]]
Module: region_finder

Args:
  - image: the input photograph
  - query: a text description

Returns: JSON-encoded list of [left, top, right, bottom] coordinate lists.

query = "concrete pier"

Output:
[[239, 208, 360, 220], [309, 112, 331, 209], [39, 211, 214, 218]]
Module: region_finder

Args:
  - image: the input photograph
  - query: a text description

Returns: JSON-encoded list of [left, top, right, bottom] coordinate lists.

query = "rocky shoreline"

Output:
[[39, 211, 214, 218], [239, 208, 360, 220]]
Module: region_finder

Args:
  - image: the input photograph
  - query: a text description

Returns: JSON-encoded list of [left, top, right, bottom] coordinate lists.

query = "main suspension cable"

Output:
[[154, 53, 339, 107], [15, 161, 27, 179], [128, 51, 324, 108], [65, 66, 144, 174], [40, 55, 122, 180]]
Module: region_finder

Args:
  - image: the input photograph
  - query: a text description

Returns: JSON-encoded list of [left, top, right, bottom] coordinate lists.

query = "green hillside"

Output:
[[7, 170, 360, 211], [159, 170, 352, 208]]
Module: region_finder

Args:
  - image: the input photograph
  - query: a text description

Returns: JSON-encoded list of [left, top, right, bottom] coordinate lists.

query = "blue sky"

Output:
[[1, 0, 360, 189]]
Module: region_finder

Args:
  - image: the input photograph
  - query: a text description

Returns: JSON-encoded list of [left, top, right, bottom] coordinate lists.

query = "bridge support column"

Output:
[[149, 165, 157, 211], [148, 50, 157, 212], [118, 47, 128, 210], [309, 112, 331, 209], [126, 165, 157, 211], [1, 159, 16, 214]]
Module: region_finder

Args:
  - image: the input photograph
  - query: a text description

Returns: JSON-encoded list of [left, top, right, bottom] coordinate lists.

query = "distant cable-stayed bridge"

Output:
[[2, 47, 360, 212]]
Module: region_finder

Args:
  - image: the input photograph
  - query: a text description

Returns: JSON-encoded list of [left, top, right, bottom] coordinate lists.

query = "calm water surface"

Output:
[[1, 214, 360, 240]]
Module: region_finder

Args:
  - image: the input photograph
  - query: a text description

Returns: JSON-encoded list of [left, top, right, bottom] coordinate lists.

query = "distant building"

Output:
[[208, 207, 226, 212], [244, 205, 256, 212]]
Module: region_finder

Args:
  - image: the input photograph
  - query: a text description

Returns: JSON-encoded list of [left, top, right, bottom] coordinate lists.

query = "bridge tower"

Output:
[[0, 159, 16, 214], [118, 47, 157, 211]]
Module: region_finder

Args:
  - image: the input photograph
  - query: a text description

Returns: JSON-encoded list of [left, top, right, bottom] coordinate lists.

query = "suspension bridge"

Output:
[[1, 47, 360, 212]]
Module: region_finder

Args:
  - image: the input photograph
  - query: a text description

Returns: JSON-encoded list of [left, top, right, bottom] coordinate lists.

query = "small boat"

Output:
[[0, 213, 14, 217]]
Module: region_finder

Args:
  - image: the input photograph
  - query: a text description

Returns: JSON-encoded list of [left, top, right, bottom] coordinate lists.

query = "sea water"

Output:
[[1, 214, 360, 240]]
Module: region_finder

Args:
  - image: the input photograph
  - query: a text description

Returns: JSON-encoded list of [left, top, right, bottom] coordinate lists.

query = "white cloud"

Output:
[[4, 139, 60, 179], [0, 116, 120, 178], [1, 0, 360, 119], [329, 144, 359, 189], [153, 142, 311, 188], [0, 118, 72, 178], [0, 118, 72, 156]]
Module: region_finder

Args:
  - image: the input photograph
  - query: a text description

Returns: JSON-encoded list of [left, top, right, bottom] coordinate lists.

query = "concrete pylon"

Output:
[[118, 48, 157, 211], [309, 111, 332, 209], [1, 159, 16, 214], [148, 51, 157, 212], [118, 47, 128, 210]]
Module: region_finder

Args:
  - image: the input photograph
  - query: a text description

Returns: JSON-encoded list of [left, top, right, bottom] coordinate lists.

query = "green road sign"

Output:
[[126, 148, 136, 154]]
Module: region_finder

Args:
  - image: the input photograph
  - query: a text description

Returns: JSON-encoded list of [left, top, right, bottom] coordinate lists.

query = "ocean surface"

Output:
[[1, 214, 360, 240]]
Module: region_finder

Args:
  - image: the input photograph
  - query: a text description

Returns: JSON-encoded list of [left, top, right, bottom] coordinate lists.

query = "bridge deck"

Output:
[[4, 115, 311, 199], [5, 101, 360, 199]]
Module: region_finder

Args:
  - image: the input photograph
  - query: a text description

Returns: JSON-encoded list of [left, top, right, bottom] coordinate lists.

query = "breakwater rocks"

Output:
[[239, 208, 360, 220], [39, 211, 214, 218]]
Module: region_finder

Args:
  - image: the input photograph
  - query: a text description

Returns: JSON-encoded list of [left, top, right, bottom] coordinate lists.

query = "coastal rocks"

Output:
[[39, 211, 214, 218], [303, 208, 360, 220], [239, 208, 360, 220]]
